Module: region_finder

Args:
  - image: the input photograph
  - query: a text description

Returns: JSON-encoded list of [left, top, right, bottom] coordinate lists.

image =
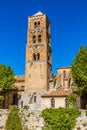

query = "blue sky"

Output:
[[0, 0, 87, 75]]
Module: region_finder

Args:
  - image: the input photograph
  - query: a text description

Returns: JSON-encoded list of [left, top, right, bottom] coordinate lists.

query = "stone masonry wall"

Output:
[[0, 109, 9, 130]]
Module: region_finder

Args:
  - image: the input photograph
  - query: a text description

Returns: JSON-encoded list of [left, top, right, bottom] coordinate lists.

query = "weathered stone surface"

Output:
[[19, 107, 45, 130], [25, 12, 52, 92], [74, 110, 87, 130], [0, 109, 9, 130], [19, 90, 47, 112]]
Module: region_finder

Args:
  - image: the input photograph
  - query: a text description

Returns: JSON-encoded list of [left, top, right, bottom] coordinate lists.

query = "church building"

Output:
[[4, 11, 82, 110]]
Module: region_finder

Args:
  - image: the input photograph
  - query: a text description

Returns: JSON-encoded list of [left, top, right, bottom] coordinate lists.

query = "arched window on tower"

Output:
[[34, 95, 37, 103], [38, 21, 40, 28], [33, 53, 36, 61], [37, 53, 40, 60], [38, 35, 42, 43], [34, 22, 37, 28], [51, 98, 55, 108], [32, 35, 36, 43]]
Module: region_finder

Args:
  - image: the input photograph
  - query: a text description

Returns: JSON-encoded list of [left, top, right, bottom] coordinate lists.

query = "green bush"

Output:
[[42, 107, 80, 130], [68, 93, 78, 107], [23, 105, 29, 109], [6, 105, 22, 130], [0, 95, 4, 108]]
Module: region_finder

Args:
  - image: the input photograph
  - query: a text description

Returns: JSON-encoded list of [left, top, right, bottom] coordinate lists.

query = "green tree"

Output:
[[71, 46, 87, 91], [6, 105, 22, 130], [0, 64, 16, 92], [42, 108, 80, 130]]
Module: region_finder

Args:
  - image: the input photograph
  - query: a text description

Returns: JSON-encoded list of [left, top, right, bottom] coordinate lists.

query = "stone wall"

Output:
[[57, 67, 73, 88], [19, 90, 47, 112], [0, 109, 9, 130], [41, 97, 81, 110], [15, 75, 25, 91], [19, 107, 45, 130], [74, 110, 87, 130], [4, 89, 18, 108], [41, 97, 67, 110], [25, 61, 48, 91], [25, 12, 52, 91]]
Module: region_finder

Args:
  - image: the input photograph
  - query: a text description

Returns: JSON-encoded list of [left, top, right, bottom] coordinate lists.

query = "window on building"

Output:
[[68, 78, 71, 88], [51, 98, 55, 108], [48, 56, 49, 60], [34, 96, 36, 103], [38, 35, 42, 43], [32, 35, 36, 43], [33, 53, 36, 61], [34, 22, 37, 28], [65, 98, 68, 107], [21, 85, 25, 89], [12, 94, 18, 105], [38, 21, 40, 27], [21, 101, 23, 108], [37, 53, 40, 60], [33, 53, 40, 61], [63, 70, 66, 79]]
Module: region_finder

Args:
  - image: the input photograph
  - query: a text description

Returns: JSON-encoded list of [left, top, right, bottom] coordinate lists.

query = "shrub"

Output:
[[23, 105, 29, 109], [0, 95, 4, 108], [68, 93, 78, 107], [42, 107, 80, 130], [6, 105, 22, 130]]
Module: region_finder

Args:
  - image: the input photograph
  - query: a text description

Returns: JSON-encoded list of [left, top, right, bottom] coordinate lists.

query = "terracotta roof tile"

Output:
[[15, 75, 25, 81], [41, 88, 72, 97]]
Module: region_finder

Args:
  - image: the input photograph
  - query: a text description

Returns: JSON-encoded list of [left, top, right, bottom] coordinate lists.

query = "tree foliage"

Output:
[[0, 95, 4, 107], [0, 64, 16, 92], [71, 46, 87, 91], [68, 93, 78, 107], [42, 108, 80, 130], [6, 105, 22, 130]]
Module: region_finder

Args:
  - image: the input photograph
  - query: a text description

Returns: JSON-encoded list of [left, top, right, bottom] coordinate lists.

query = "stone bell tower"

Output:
[[25, 11, 52, 92]]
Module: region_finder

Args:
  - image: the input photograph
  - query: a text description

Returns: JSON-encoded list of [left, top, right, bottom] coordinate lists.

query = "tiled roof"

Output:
[[58, 66, 71, 69], [33, 11, 43, 16], [41, 88, 72, 97], [15, 75, 25, 81]]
